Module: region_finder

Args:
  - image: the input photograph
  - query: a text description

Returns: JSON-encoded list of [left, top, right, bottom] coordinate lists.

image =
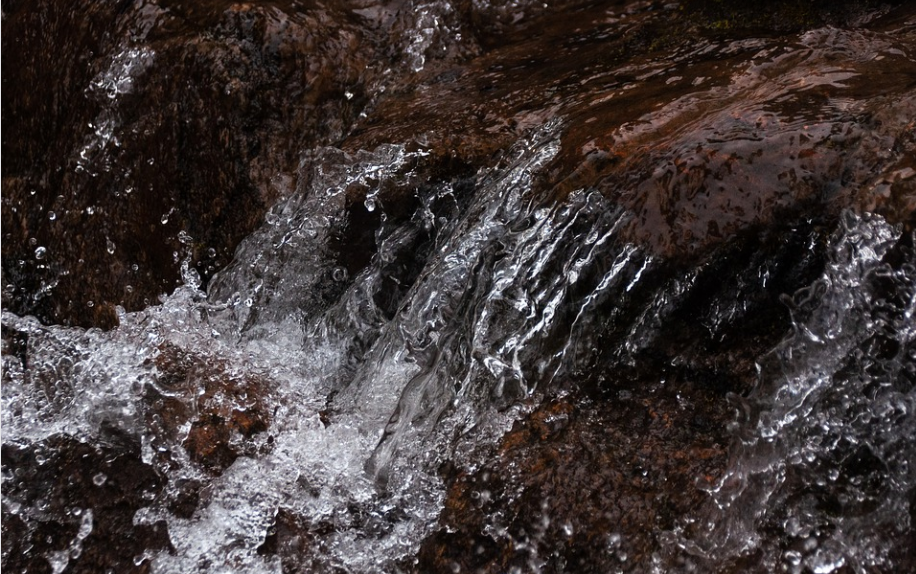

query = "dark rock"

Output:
[[144, 341, 273, 475], [2, 0, 392, 328], [1, 433, 172, 574], [3, 0, 915, 572], [416, 388, 729, 573], [256, 509, 346, 574]]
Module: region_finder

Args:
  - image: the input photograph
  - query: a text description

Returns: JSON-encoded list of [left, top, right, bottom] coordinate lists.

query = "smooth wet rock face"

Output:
[[3, 1, 916, 573]]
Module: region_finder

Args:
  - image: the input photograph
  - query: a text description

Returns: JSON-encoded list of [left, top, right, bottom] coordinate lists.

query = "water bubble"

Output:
[[35, 246, 47, 260], [332, 267, 349, 282], [365, 197, 377, 212], [93, 473, 108, 486], [808, 548, 845, 573]]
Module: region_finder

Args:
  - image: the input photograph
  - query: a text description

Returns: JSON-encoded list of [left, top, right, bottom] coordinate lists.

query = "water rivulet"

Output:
[[3, 1, 915, 572]]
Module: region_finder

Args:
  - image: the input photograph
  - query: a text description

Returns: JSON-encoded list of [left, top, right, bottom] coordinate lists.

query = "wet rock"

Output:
[[347, 2, 916, 258], [3, 0, 915, 572], [416, 388, 729, 573], [681, 0, 908, 34], [2, 0, 399, 328], [144, 341, 273, 475], [1, 433, 172, 574], [256, 509, 346, 574]]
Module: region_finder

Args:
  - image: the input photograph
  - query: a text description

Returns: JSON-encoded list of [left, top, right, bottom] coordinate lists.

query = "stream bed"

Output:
[[3, 1, 915, 572]]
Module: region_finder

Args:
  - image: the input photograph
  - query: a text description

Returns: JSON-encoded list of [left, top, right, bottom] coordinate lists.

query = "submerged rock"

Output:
[[144, 341, 274, 475]]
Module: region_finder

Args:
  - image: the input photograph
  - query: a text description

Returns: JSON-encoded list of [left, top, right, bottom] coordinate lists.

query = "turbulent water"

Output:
[[659, 212, 916, 573], [5, 132, 914, 572], [3, 1, 916, 573]]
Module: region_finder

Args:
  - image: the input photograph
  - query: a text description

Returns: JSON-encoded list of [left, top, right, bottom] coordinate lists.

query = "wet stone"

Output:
[[416, 387, 730, 574], [0, 434, 172, 574], [144, 342, 274, 475]]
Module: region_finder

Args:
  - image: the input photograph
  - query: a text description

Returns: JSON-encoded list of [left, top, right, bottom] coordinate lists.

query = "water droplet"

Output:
[[106, 238, 116, 254], [93, 472, 108, 486], [48, 211, 57, 221], [332, 267, 349, 282], [161, 213, 169, 224], [35, 246, 47, 260], [125, 285, 134, 293], [365, 197, 377, 212], [87, 300, 95, 308]]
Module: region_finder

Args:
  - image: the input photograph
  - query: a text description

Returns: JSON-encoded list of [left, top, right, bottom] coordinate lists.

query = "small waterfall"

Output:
[[3, 121, 661, 573]]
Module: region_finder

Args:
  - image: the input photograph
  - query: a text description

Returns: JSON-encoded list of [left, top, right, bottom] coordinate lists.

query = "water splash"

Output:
[[660, 212, 916, 572], [5, 120, 658, 573]]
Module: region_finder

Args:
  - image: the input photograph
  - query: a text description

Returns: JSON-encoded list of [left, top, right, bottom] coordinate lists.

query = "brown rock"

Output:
[[142, 341, 273, 475], [1, 433, 172, 574], [416, 385, 730, 573], [2, 0, 383, 328]]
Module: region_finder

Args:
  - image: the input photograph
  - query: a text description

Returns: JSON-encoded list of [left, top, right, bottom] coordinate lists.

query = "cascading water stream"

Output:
[[658, 212, 916, 573], [4, 2, 916, 572], [3, 122, 662, 573]]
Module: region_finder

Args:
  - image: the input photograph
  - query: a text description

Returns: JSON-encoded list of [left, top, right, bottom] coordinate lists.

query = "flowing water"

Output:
[[3, 1, 916, 573]]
